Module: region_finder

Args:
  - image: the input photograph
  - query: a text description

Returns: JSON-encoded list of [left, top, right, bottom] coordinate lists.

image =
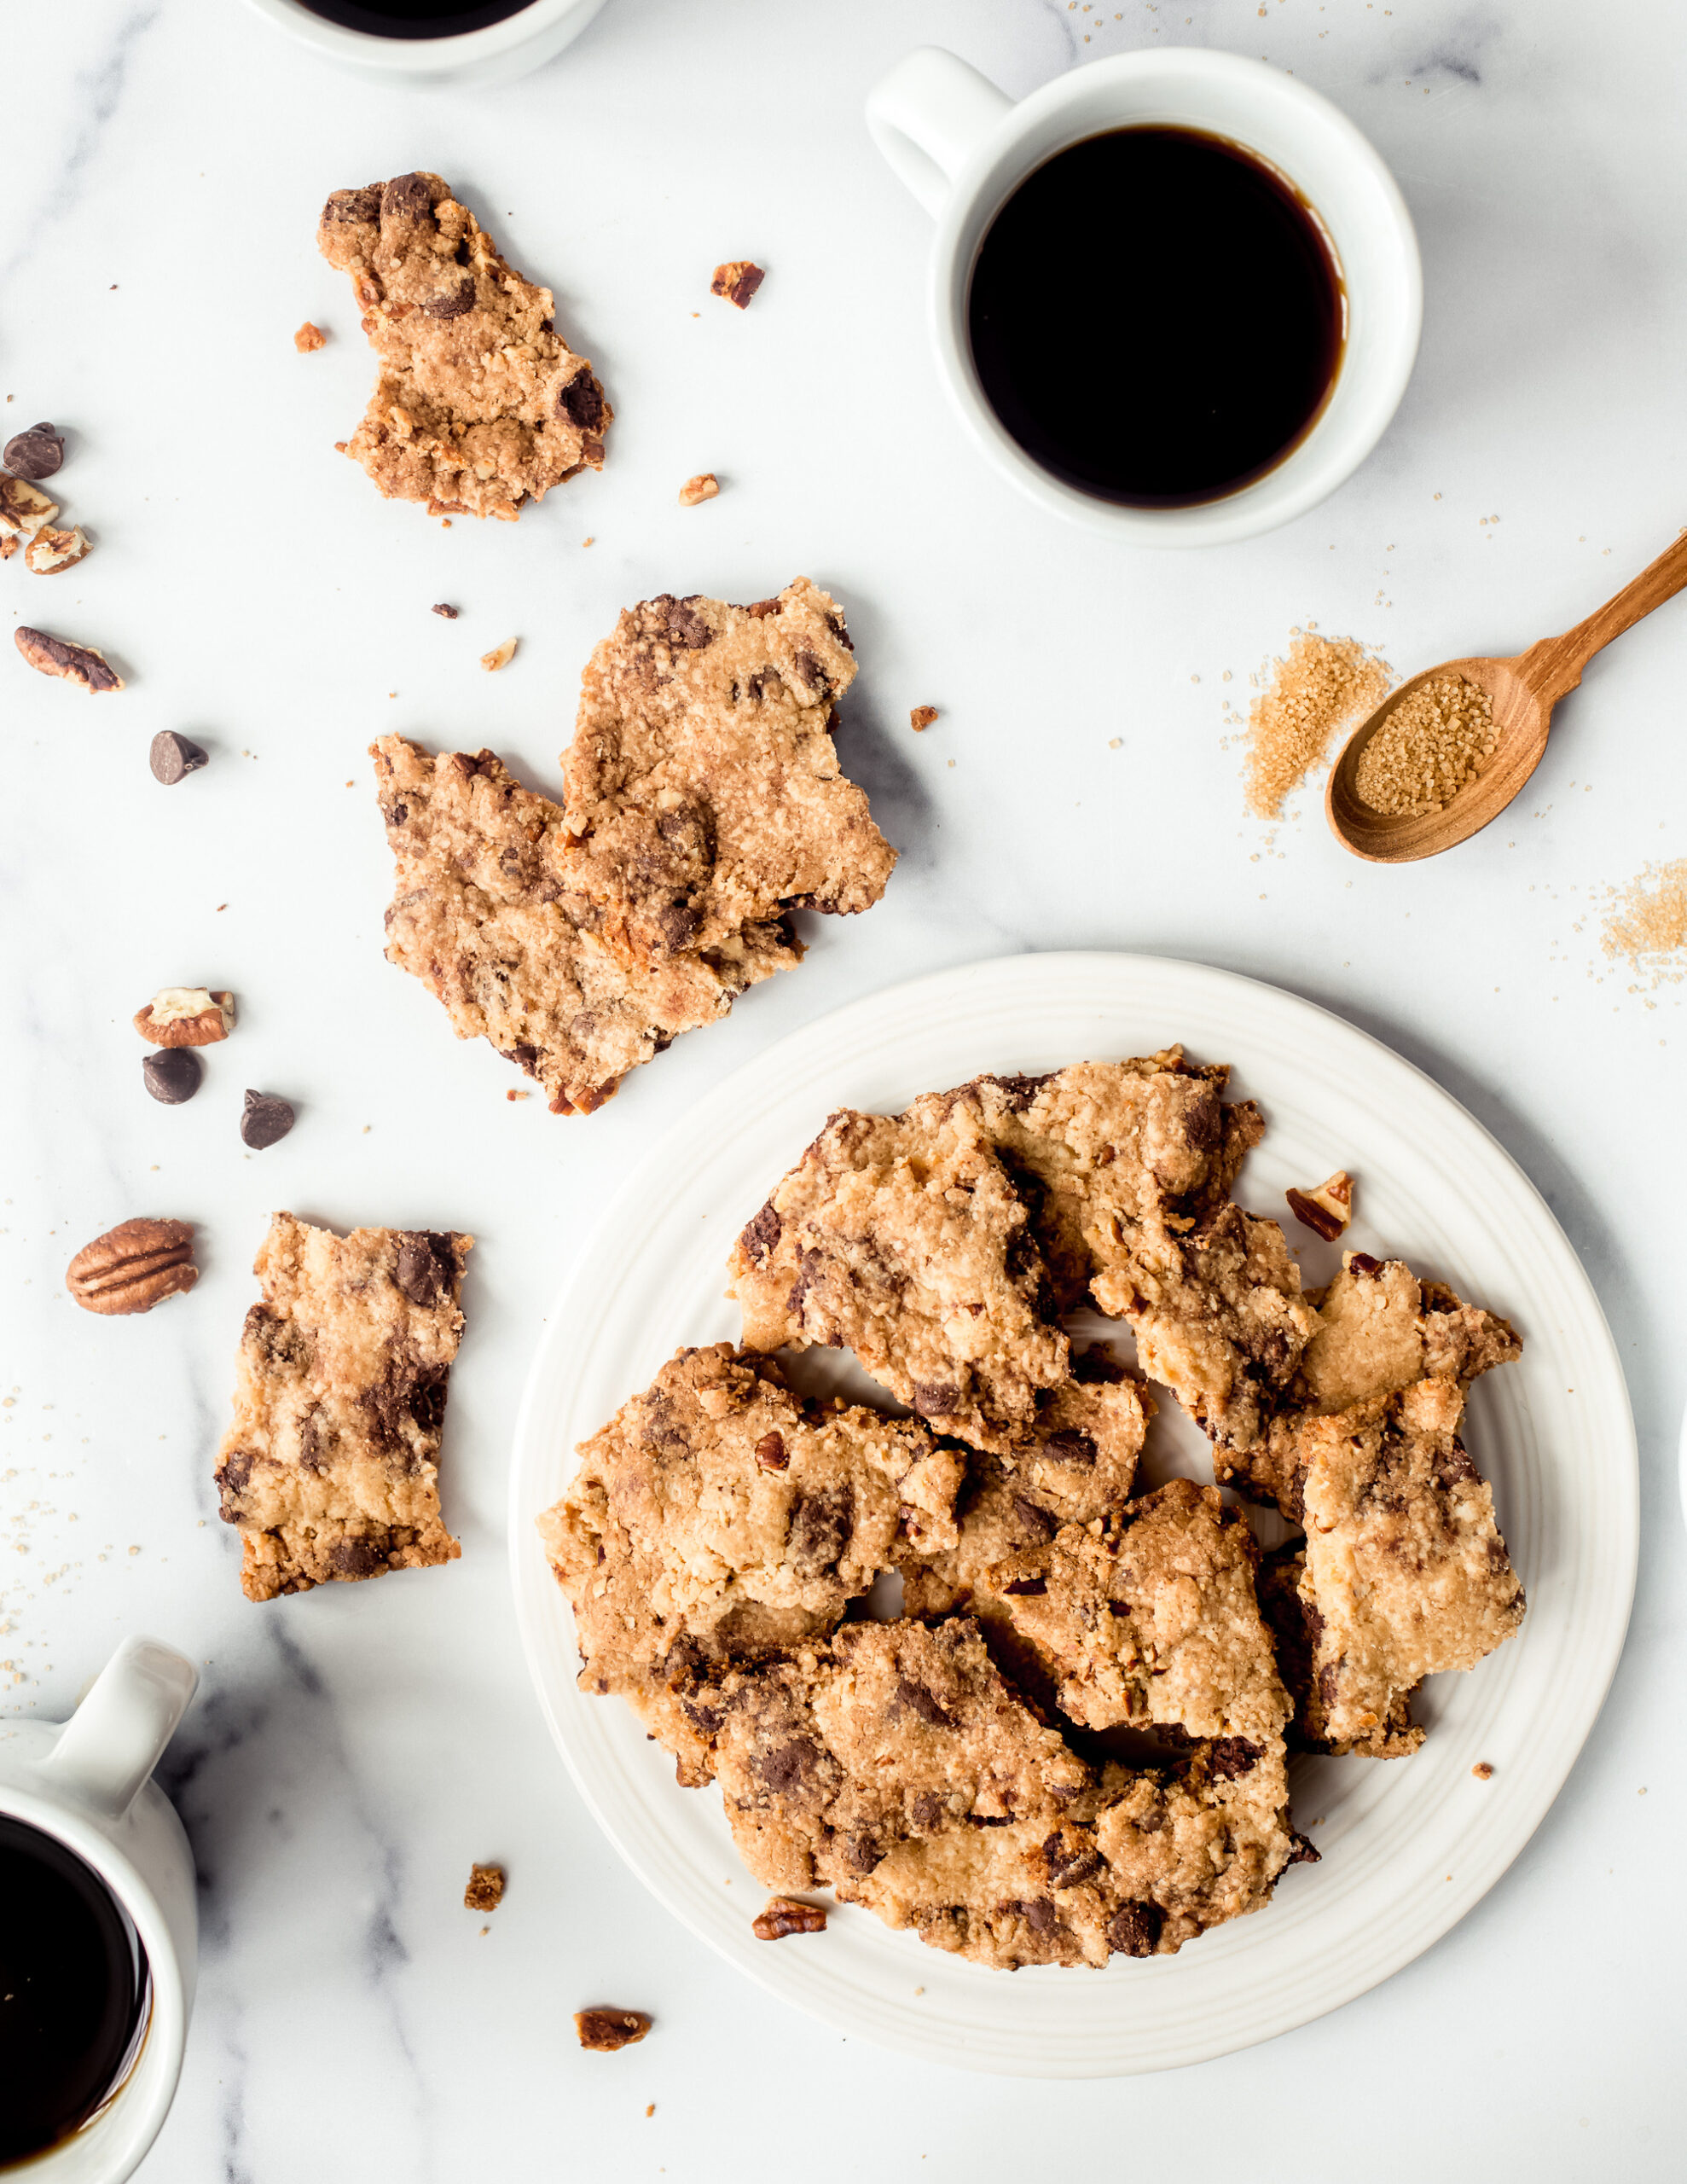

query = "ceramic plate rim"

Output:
[[507, 950, 1638, 2077]]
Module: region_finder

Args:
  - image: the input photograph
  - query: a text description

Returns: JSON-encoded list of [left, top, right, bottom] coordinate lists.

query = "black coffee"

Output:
[[0, 1815, 151, 2167], [967, 125, 1344, 508], [300, 0, 536, 38]]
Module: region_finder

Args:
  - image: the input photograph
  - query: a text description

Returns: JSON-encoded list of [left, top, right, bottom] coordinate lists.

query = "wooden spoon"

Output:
[[1326, 528, 1687, 862]]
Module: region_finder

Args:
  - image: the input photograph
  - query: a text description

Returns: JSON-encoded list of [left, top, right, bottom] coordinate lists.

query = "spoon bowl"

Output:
[[1326, 527, 1687, 863]]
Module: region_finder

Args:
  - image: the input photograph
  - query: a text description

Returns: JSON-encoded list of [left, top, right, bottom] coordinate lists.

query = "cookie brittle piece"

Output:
[[318, 171, 608, 520], [561, 580, 895, 961], [704, 1619, 1091, 1895], [536, 1345, 962, 1786], [989, 1477, 1291, 1750], [374, 735, 799, 1114], [729, 1099, 1069, 1454], [1224, 1251, 1523, 1519], [1290, 1374, 1526, 1757], [214, 1214, 471, 1601]]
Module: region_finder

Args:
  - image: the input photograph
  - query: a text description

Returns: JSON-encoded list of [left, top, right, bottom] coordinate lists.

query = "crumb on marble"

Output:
[[575, 2007, 651, 2053], [294, 321, 328, 353], [464, 1862, 505, 1912]]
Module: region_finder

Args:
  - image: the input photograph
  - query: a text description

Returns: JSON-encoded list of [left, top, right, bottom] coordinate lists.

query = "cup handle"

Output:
[[866, 47, 1012, 217], [40, 1635, 199, 1822]]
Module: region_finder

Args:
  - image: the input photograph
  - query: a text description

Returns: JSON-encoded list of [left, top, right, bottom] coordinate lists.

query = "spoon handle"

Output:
[[1519, 527, 1687, 705]]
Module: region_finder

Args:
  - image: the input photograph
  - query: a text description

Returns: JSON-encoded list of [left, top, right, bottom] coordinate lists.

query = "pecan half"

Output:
[[0, 473, 57, 536], [710, 259, 765, 310], [67, 1218, 197, 1316], [133, 988, 235, 1047], [14, 626, 124, 693], [1284, 1170, 1353, 1242], [573, 2007, 652, 2053], [24, 525, 91, 575], [751, 1895, 827, 1940]]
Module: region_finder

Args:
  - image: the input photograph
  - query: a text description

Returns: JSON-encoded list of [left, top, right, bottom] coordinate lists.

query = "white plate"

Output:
[[508, 953, 1638, 2077]]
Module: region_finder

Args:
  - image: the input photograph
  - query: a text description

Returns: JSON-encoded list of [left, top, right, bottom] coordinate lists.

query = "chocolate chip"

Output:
[[787, 1486, 852, 1574], [381, 172, 438, 224], [323, 185, 381, 226], [329, 1537, 386, 1578], [1106, 1900, 1163, 1957], [1041, 1429, 1097, 1467], [656, 900, 701, 951], [740, 1200, 780, 1266], [791, 645, 830, 696], [240, 1090, 295, 1150], [1205, 1736, 1262, 1780], [149, 729, 208, 785], [4, 422, 63, 479], [1348, 1252, 1383, 1277], [1012, 1496, 1058, 1542], [910, 1380, 959, 1420], [395, 1232, 458, 1307], [142, 1048, 201, 1105], [757, 1737, 822, 1792], [1286, 1831, 1322, 1866], [1000, 1576, 1046, 1597], [559, 370, 605, 433], [894, 1676, 954, 1728], [432, 603, 458, 619], [423, 277, 476, 319], [653, 594, 713, 650], [1046, 1844, 1103, 1891]]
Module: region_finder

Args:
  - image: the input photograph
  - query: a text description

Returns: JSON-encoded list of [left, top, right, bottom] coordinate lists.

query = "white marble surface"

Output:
[[4, 0, 1683, 2175]]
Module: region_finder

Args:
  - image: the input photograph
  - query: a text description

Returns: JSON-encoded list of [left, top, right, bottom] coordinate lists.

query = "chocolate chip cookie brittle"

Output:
[[319, 171, 608, 520], [215, 1214, 471, 1601], [374, 735, 800, 1113], [561, 579, 895, 961]]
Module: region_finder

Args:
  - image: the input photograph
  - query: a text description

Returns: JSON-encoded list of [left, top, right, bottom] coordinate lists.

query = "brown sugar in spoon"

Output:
[[1326, 527, 1687, 862]]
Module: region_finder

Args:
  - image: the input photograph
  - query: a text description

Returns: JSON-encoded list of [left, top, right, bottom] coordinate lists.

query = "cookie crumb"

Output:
[[1471, 1762, 1493, 1781], [752, 1894, 827, 1940], [583, 536, 594, 547], [710, 260, 765, 309], [678, 472, 719, 508], [464, 1862, 505, 1912], [575, 2008, 651, 2053], [909, 705, 939, 732], [646, 2105, 655, 2118], [505, 1089, 530, 1101], [293, 321, 328, 353], [432, 602, 459, 619], [1108, 735, 1122, 749], [481, 637, 518, 672]]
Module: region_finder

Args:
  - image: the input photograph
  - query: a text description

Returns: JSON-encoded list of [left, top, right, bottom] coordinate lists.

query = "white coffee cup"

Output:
[[1, 1637, 200, 2184], [239, 0, 610, 90], [866, 46, 1422, 547]]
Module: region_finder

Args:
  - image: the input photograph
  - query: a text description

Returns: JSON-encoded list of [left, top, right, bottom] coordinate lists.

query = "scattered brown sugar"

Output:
[[1601, 858, 1687, 985], [294, 321, 327, 352], [575, 2007, 652, 2053], [463, 1862, 505, 1911], [910, 705, 939, 732], [1242, 631, 1392, 817], [1354, 674, 1495, 816]]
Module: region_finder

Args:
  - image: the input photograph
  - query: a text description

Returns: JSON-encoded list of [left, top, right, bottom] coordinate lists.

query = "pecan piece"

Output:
[[573, 2007, 652, 2052], [480, 637, 518, 672], [0, 473, 57, 536], [463, 1862, 505, 1911], [678, 471, 719, 507], [909, 705, 939, 731], [1284, 1169, 1353, 1242], [752, 1895, 827, 1940], [133, 988, 235, 1047], [754, 1431, 788, 1472], [66, 1218, 197, 1316], [293, 321, 328, 352], [710, 259, 765, 309], [24, 526, 91, 575], [14, 625, 124, 693]]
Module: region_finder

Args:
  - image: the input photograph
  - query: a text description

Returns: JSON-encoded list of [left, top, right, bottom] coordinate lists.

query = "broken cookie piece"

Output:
[[536, 1343, 962, 1785], [318, 171, 609, 520], [728, 1096, 1069, 1453], [463, 1862, 505, 1912], [561, 578, 895, 962], [374, 735, 801, 1114], [213, 1212, 471, 1600], [711, 260, 765, 309]]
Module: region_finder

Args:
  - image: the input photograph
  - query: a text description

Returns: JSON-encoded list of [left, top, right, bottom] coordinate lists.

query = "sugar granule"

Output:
[[1354, 674, 1495, 816], [1242, 632, 1392, 818], [1602, 858, 1687, 987]]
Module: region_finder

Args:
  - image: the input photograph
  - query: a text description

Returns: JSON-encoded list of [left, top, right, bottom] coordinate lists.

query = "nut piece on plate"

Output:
[[24, 526, 91, 575], [294, 321, 328, 352], [0, 473, 58, 536], [14, 626, 124, 693], [1285, 1170, 1354, 1242], [3, 421, 65, 480], [480, 637, 517, 672], [240, 1090, 295, 1149], [678, 471, 719, 507], [67, 1218, 198, 1316], [710, 260, 764, 309], [573, 2008, 651, 2053], [910, 705, 939, 731], [752, 1896, 828, 1940], [134, 989, 236, 1047], [463, 1862, 505, 1912], [149, 730, 209, 785], [142, 1049, 202, 1105]]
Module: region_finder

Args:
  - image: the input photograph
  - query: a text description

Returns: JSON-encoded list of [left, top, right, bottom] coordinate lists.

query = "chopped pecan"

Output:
[[678, 471, 719, 507], [573, 2007, 652, 2052], [710, 260, 765, 309], [14, 625, 123, 693], [1285, 1170, 1353, 1242], [909, 705, 939, 731], [0, 473, 57, 536], [133, 988, 235, 1048], [67, 1218, 197, 1316], [480, 637, 518, 672], [754, 1431, 788, 1471], [24, 525, 91, 575], [751, 1895, 827, 1940]]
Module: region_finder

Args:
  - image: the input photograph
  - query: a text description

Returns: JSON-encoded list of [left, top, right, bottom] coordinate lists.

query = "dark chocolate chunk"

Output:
[[381, 172, 438, 224], [142, 1048, 202, 1105], [1106, 1899, 1163, 1958], [395, 1231, 458, 1307], [558, 370, 606, 433], [431, 602, 459, 619], [3, 421, 64, 479], [423, 277, 476, 319], [241, 1089, 295, 1150], [149, 729, 208, 785]]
